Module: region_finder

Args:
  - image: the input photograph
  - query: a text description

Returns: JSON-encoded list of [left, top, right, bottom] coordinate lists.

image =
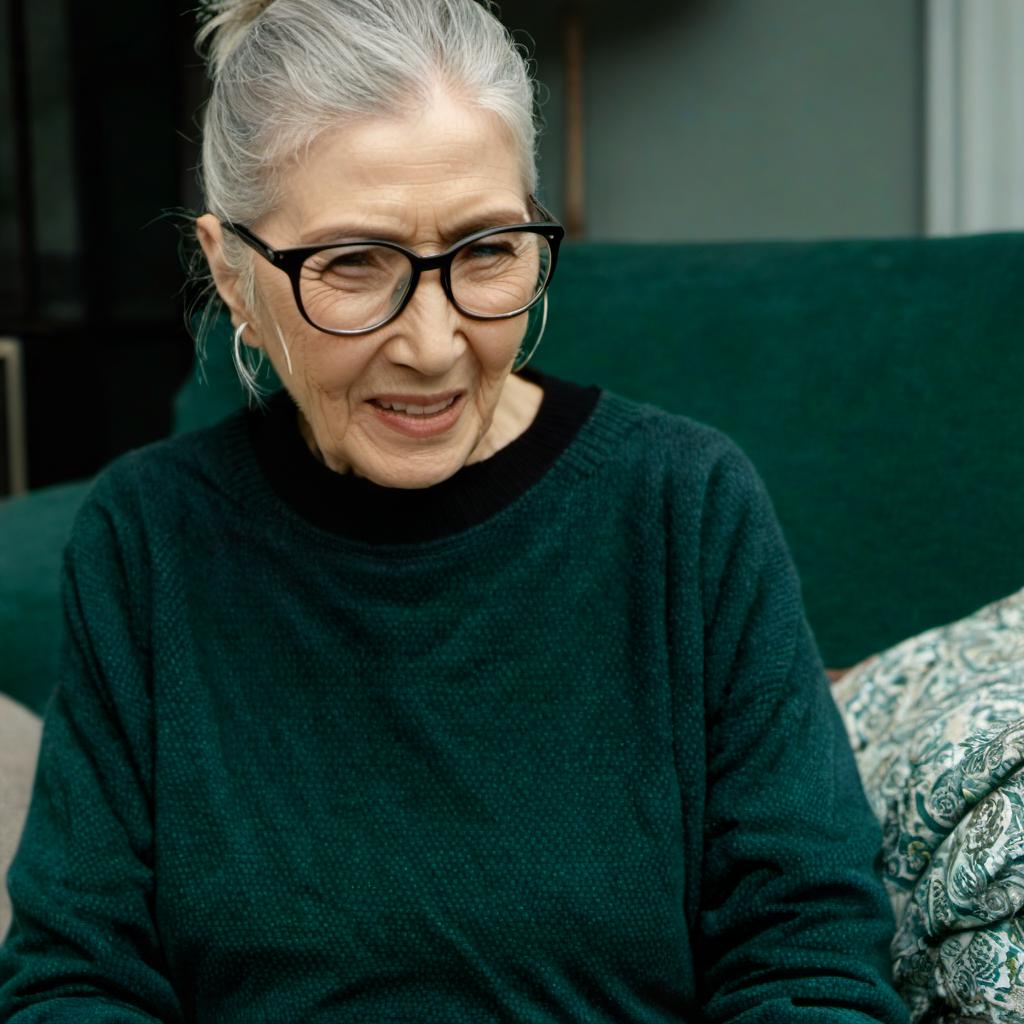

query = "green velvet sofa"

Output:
[[4, 233, 1023, 716], [3, 233, 1024, 1018]]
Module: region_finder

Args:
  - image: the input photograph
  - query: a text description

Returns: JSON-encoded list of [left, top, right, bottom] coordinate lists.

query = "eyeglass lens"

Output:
[[299, 231, 553, 332]]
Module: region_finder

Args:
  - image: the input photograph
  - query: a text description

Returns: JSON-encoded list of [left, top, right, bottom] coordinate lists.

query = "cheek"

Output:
[[252, 270, 315, 362], [471, 316, 528, 371], [302, 344, 372, 398], [253, 274, 361, 386], [253, 262, 299, 322]]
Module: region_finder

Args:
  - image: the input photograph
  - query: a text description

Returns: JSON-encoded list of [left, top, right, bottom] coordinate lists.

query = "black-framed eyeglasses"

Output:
[[220, 194, 564, 336]]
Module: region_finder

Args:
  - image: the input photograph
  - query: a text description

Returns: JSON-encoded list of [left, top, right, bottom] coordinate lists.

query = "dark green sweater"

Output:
[[0, 369, 908, 1023]]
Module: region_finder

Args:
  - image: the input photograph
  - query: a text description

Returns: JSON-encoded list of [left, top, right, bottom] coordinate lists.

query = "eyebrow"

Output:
[[297, 209, 531, 246]]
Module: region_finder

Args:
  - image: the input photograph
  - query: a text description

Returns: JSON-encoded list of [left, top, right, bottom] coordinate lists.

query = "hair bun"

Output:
[[196, 0, 277, 76]]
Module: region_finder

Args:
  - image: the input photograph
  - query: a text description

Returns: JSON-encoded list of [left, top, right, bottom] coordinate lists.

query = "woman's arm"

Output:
[[0, 480, 184, 1022], [690, 444, 910, 1024]]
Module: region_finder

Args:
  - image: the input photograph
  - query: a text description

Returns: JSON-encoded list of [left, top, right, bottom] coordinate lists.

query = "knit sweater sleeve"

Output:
[[0, 468, 184, 1022], [686, 440, 909, 1024]]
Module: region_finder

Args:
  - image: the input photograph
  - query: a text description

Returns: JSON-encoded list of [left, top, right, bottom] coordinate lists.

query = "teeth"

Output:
[[377, 396, 456, 415]]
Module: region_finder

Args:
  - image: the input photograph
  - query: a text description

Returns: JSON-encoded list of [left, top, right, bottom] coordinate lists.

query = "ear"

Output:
[[195, 214, 260, 345]]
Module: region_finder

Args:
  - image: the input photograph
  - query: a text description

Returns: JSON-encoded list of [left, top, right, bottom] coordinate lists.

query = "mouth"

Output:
[[368, 393, 461, 417], [366, 391, 466, 437]]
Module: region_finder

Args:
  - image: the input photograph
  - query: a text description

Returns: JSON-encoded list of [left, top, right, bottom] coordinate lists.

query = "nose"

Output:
[[384, 267, 466, 374]]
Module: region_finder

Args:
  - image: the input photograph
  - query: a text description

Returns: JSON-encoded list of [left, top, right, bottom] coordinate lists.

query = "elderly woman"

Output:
[[0, 1, 909, 1021]]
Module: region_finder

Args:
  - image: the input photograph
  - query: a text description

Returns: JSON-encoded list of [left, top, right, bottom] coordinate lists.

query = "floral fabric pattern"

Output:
[[832, 588, 1024, 1023]]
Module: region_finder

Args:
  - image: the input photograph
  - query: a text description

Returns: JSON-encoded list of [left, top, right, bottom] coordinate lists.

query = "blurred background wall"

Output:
[[527, 0, 924, 240], [1, 0, 1021, 493]]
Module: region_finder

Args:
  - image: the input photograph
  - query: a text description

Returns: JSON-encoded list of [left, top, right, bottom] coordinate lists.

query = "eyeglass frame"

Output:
[[219, 194, 565, 337]]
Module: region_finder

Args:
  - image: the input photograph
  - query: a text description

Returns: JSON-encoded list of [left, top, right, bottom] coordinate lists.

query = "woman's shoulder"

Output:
[[69, 408, 251, 550], [590, 386, 766, 503]]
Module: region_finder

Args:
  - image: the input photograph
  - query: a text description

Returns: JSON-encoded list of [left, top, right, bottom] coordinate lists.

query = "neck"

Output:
[[466, 372, 545, 465]]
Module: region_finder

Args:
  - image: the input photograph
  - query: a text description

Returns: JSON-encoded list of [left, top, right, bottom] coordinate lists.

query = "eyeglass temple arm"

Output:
[[220, 220, 277, 262], [528, 194, 560, 225]]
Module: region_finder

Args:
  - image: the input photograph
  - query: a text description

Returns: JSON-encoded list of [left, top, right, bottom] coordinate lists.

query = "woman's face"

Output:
[[199, 92, 535, 489]]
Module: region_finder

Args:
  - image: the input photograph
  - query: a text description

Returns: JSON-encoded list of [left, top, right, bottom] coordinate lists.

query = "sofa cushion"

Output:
[[832, 587, 1024, 1023], [0, 693, 42, 942], [0, 480, 92, 715]]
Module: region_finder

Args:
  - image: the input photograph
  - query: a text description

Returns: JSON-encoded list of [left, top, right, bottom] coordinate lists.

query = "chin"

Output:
[[355, 451, 468, 490]]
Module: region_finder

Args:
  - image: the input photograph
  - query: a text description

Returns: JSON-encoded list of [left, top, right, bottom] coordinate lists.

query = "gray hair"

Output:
[[191, 0, 541, 395]]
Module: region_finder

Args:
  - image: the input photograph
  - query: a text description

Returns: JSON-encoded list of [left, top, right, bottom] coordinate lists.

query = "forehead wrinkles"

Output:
[[301, 134, 518, 197], [265, 99, 526, 242], [283, 168, 524, 247], [280, 179, 524, 247]]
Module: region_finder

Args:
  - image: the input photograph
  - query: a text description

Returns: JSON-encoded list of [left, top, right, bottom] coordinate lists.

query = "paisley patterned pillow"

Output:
[[831, 588, 1024, 1023]]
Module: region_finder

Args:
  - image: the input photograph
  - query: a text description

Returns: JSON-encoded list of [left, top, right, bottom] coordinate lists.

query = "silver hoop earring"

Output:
[[233, 321, 248, 365], [512, 293, 548, 373], [232, 320, 266, 399]]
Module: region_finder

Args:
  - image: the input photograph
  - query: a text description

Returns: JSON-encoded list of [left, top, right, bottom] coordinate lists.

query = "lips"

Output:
[[368, 390, 466, 437], [371, 395, 458, 416], [367, 389, 466, 418]]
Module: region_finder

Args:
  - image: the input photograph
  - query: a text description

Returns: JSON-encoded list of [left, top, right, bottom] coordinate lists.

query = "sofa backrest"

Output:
[[177, 233, 1024, 667]]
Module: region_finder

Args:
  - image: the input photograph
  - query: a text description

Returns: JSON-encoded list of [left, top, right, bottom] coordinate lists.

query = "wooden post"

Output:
[[8, 0, 38, 320], [564, 3, 586, 239]]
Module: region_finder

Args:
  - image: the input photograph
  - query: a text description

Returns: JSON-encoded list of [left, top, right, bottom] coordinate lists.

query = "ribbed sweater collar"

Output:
[[246, 366, 601, 544]]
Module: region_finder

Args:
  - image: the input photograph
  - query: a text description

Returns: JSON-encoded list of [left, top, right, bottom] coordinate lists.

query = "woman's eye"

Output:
[[468, 242, 515, 259], [326, 252, 373, 271]]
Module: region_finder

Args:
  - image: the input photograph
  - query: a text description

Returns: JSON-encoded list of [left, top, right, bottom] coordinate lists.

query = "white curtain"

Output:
[[927, 0, 1024, 234]]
